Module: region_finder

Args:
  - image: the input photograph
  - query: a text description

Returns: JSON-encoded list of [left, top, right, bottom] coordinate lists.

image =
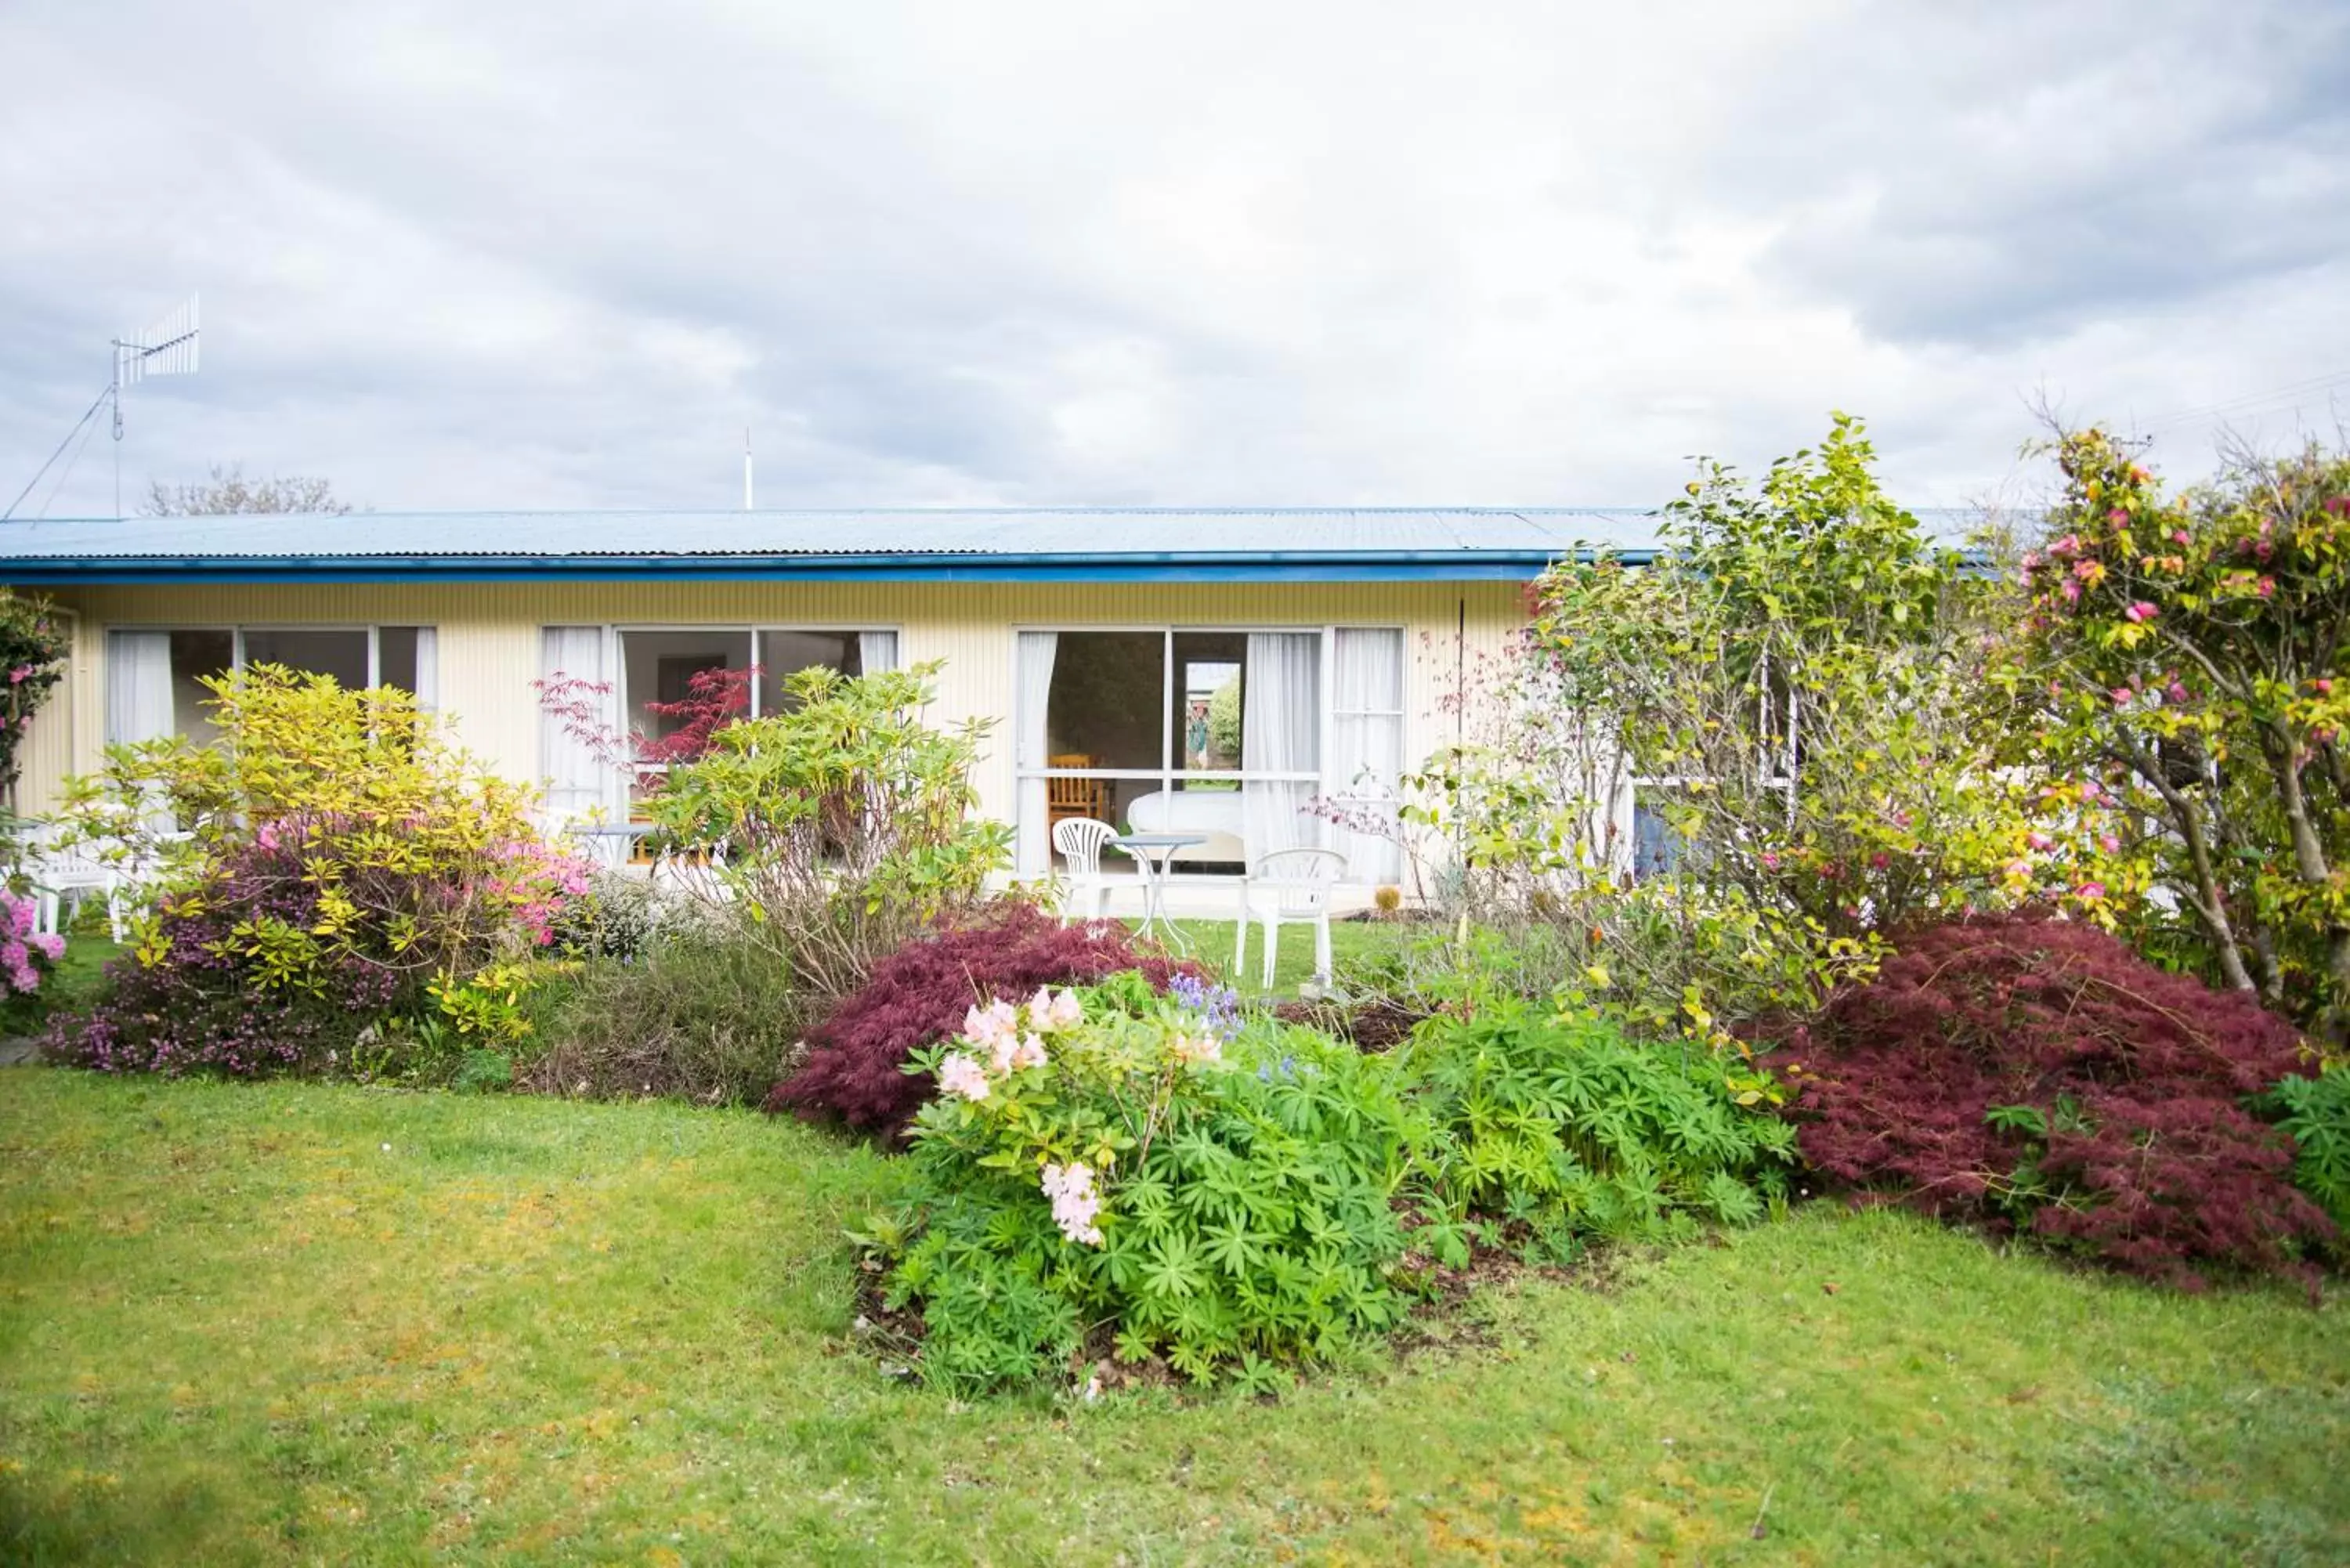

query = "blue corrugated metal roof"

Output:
[[0, 507, 1672, 583]]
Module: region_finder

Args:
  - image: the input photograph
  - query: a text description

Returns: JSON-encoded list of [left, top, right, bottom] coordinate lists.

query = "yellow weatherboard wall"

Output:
[[18, 579, 1529, 829]]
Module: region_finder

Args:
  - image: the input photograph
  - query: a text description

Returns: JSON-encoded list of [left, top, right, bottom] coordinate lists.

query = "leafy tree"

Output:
[[143, 463, 353, 516], [2005, 429, 2350, 1038]]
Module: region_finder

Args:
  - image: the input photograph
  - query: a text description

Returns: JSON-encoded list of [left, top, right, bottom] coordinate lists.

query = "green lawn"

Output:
[[1140, 916, 1409, 995], [2, 1071, 2344, 1565]]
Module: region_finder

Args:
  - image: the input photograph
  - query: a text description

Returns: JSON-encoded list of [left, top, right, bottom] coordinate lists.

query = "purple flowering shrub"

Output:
[[47, 667, 589, 1081]]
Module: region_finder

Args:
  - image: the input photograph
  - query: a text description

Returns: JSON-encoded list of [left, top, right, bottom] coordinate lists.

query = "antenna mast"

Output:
[[2, 294, 199, 522]]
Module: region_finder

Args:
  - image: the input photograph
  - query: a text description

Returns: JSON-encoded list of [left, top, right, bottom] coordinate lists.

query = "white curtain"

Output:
[[411, 627, 439, 709], [859, 630, 899, 675], [1331, 628, 1405, 882], [539, 626, 609, 819], [1014, 632, 1058, 875], [105, 631, 174, 745], [1242, 632, 1321, 865]]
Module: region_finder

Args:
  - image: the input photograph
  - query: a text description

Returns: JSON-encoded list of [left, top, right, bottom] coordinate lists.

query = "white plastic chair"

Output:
[[1235, 847, 1347, 989], [21, 828, 118, 941], [652, 841, 729, 905], [1051, 817, 1117, 924]]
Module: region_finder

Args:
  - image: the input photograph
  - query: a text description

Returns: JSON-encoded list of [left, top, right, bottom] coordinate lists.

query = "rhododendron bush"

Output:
[[859, 973, 1425, 1393], [45, 666, 585, 1078], [1770, 911, 2334, 1289]]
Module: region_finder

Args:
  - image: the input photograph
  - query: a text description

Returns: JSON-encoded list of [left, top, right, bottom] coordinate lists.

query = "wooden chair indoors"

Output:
[[1045, 754, 1108, 829]]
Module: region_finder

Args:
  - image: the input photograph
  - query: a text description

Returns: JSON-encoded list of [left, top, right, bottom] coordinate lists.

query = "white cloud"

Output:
[[1, 0, 2344, 518]]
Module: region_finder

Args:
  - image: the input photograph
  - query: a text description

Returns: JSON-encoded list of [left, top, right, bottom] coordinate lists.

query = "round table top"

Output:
[[1112, 832, 1209, 849]]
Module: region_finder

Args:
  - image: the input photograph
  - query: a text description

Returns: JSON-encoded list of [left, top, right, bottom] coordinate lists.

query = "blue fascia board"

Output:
[[0, 547, 1645, 586]]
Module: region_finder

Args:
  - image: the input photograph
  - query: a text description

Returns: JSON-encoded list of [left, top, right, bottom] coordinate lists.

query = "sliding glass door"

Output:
[[1016, 627, 1366, 878]]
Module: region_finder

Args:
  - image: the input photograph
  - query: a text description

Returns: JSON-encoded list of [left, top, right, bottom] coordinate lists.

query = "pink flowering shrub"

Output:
[[862, 972, 1421, 1392], [46, 667, 587, 1081]]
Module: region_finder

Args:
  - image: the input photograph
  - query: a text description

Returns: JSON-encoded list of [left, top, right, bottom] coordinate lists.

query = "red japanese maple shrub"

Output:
[[1767, 909, 2334, 1290], [767, 902, 1196, 1136]]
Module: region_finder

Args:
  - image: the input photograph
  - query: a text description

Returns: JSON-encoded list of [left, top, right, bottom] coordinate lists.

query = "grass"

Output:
[[1142, 916, 1410, 996], [3, 1070, 2345, 1565]]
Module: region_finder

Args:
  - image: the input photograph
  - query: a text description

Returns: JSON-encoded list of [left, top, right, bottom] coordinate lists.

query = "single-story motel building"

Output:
[[0, 508, 1659, 909]]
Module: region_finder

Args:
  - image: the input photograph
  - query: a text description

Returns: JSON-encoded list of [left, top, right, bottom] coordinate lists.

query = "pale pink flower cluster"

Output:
[[1168, 1031, 1223, 1066], [1040, 1161, 1104, 1245], [935, 987, 1086, 1101]]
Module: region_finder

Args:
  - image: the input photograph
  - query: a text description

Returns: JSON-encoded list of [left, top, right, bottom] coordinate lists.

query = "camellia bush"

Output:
[[861, 972, 1426, 1393], [2005, 429, 2350, 1039], [1770, 911, 2333, 1290], [44, 666, 586, 1078], [0, 586, 70, 807]]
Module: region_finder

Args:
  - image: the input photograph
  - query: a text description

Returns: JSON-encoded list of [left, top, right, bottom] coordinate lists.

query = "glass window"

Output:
[[754, 629, 859, 717], [1172, 632, 1246, 789], [1046, 632, 1166, 773], [619, 630, 754, 744], [240, 628, 370, 688], [378, 627, 421, 695], [169, 630, 234, 745]]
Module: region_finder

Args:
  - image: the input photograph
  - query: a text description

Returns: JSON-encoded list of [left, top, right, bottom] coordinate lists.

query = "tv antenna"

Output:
[[3, 294, 201, 522]]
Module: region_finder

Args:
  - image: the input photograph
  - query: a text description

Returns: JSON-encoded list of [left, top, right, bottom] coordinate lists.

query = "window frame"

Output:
[[1012, 622, 1407, 878]]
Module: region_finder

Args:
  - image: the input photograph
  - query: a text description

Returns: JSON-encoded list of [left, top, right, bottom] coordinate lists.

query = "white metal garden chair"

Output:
[[1051, 816, 1118, 924], [1235, 847, 1347, 989], [651, 841, 730, 905]]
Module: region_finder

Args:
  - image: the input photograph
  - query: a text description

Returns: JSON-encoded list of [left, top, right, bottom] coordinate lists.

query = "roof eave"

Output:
[[0, 547, 1641, 586]]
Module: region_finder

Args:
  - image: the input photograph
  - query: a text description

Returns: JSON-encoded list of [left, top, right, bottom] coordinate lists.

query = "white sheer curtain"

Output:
[[1330, 628, 1405, 882], [539, 626, 609, 820], [1015, 632, 1058, 876], [858, 630, 899, 674], [105, 632, 174, 745], [1242, 632, 1321, 865]]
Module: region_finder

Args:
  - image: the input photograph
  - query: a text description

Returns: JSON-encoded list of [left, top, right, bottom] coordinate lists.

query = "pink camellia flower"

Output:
[[2099, 833, 2120, 855], [2326, 496, 2350, 518], [2171, 529, 2190, 546], [6, 665, 28, 685], [2166, 681, 2189, 704], [2107, 508, 2128, 525], [937, 1052, 992, 1101], [2052, 533, 2081, 555], [2123, 602, 2158, 623], [2060, 580, 2081, 604], [2026, 831, 2055, 852], [2074, 880, 2107, 902], [2314, 678, 2334, 696], [2257, 576, 2276, 598], [1868, 851, 1890, 870], [1759, 851, 1781, 871], [2072, 559, 2101, 581], [2110, 688, 2134, 706]]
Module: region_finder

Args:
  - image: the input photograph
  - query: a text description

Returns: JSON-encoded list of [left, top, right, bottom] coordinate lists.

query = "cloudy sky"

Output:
[[2, 0, 2345, 518]]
